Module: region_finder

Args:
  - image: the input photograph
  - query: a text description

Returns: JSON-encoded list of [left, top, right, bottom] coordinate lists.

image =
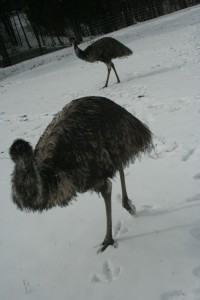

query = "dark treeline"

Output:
[[0, 0, 199, 67]]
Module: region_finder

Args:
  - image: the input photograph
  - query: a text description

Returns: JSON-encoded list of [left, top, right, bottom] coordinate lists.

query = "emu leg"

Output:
[[119, 165, 136, 215], [111, 62, 120, 84], [100, 179, 115, 252], [104, 64, 111, 88]]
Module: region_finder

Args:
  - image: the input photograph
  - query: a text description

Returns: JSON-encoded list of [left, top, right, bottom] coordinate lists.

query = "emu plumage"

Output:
[[70, 37, 132, 88], [10, 96, 153, 251]]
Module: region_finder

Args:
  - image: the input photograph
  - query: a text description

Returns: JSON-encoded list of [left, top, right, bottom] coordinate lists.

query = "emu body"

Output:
[[10, 96, 153, 251], [70, 37, 132, 88]]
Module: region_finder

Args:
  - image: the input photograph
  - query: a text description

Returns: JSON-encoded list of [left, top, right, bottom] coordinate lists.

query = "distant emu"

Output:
[[9, 96, 153, 252], [70, 37, 132, 88]]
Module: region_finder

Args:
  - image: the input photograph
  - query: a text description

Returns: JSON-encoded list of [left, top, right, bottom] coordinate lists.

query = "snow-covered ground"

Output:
[[1, 5, 200, 300]]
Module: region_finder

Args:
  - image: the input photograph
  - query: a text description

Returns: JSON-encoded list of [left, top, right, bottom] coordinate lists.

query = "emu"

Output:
[[70, 37, 132, 88], [9, 96, 153, 252]]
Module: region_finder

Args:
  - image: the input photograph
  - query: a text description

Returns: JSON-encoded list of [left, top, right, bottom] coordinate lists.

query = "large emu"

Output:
[[70, 37, 132, 88], [9, 96, 153, 252]]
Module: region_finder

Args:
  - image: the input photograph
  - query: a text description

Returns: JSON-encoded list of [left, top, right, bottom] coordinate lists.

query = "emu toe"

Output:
[[98, 238, 118, 253], [123, 199, 136, 215]]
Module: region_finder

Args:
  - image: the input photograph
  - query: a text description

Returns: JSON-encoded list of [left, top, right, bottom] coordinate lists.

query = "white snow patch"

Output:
[[0, 5, 200, 300]]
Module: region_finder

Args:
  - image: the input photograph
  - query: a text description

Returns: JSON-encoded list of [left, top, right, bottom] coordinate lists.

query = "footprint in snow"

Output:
[[23, 280, 33, 294], [92, 260, 120, 284], [190, 226, 200, 241], [186, 194, 200, 203], [116, 194, 122, 203], [195, 94, 200, 101], [160, 289, 200, 300], [192, 266, 200, 277], [33, 125, 42, 131], [19, 115, 28, 122], [182, 148, 195, 162], [152, 141, 179, 158], [193, 173, 200, 180], [137, 205, 154, 216], [114, 220, 129, 237]]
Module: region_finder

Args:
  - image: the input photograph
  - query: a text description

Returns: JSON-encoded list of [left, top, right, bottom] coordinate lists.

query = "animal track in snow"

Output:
[[23, 280, 33, 294], [190, 226, 200, 241], [186, 194, 200, 203], [152, 138, 179, 159], [137, 205, 154, 216], [195, 94, 200, 101], [193, 173, 200, 180], [161, 289, 200, 300], [192, 266, 200, 277], [100, 84, 146, 103], [114, 220, 129, 237], [182, 148, 195, 161], [92, 260, 120, 283], [116, 194, 122, 203]]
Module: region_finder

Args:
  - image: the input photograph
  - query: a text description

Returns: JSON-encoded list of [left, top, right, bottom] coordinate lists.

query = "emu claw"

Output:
[[97, 239, 118, 253], [123, 200, 136, 216]]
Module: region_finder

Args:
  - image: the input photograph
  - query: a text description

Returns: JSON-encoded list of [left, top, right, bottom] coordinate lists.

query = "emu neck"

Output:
[[11, 159, 42, 211]]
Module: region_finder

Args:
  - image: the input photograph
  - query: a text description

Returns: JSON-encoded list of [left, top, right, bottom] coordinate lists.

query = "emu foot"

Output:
[[123, 199, 136, 215], [98, 238, 118, 253]]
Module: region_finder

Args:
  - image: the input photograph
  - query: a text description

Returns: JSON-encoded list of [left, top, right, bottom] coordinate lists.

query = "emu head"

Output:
[[9, 139, 34, 164], [9, 139, 40, 211]]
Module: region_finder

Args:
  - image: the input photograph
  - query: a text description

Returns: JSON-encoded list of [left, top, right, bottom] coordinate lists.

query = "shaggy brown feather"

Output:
[[10, 96, 153, 251]]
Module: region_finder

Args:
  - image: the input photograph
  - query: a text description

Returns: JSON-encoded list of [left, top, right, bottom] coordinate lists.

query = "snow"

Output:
[[1, 5, 200, 300]]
